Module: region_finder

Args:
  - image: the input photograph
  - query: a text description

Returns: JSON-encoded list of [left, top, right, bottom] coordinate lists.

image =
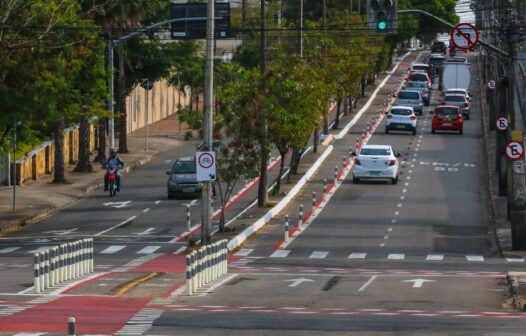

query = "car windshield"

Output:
[[410, 74, 428, 81], [398, 91, 419, 99], [360, 148, 391, 156], [436, 108, 458, 116], [390, 108, 412, 116], [172, 160, 196, 174], [407, 82, 427, 88], [444, 96, 465, 102], [412, 65, 428, 71], [429, 57, 444, 66], [446, 90, 466, 96]]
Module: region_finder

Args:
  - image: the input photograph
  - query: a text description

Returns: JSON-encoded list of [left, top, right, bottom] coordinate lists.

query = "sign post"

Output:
[[450, 22, 479, 51]]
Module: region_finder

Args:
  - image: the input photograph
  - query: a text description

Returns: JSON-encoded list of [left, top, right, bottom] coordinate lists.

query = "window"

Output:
[[410, 74, 428, 82], [172, 160, 196, 174], [398, 91, 420, 99], [360, 148, 391, 156], [436, 108, 458, 116], [444, 96, 465, 102], [390, 108, 413, 116], [407, 82, 427, 89]]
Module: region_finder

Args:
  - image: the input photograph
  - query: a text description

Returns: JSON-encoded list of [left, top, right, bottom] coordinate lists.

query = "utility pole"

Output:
[[108, 40, 115, 151], [257, 0, 269, 207], [201, 0, 215, 244]]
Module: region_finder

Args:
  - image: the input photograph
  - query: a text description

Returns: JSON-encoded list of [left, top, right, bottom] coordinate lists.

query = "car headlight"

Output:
[[169, 180, 179, 186]]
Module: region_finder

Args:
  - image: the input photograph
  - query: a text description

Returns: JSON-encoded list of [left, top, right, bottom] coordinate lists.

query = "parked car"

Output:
[[442, 93, 471, 119], [431, 41, 447, 54], [352, 145, 401, 184], [385, 106, 417, 135], [432, 105, 463, 134], [404, 81, 430, 105], [395, 90, 424, 115], [166, 157, 202, 199]]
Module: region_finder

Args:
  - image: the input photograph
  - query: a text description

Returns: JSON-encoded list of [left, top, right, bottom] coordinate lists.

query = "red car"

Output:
[[407, 71, 432, 89], [431, 105, 463, 135]]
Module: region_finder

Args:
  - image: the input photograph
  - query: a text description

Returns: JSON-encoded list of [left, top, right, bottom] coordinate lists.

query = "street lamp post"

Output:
[[141, 79, 154, 152], [12, 121, 21, 212]]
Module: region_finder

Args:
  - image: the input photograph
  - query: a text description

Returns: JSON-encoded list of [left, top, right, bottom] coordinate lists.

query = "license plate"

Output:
[[183, 187, 195, 193], [369, 171, 381, 176], [442, 122, 452, 126], [396, 125, 406, 128]]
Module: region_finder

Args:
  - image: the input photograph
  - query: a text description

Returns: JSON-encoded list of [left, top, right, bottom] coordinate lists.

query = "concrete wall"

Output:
[[0, 152, 9, 186]]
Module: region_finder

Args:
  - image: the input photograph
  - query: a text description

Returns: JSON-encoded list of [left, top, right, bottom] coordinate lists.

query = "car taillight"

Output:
[[389, 160, 396, 166], [387, 115, 392, 119], [410, 116, 416, 120], [458, 114, 463, 119]]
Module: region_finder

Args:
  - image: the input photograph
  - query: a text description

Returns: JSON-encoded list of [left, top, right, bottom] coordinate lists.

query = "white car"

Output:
[[352, 145, 401, 184], [385, 106, 417, 135], [441, 88, 472, 101]]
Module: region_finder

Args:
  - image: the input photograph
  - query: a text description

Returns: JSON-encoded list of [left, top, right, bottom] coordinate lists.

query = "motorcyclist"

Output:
[[103, 149, 124, 192], [449, 41, 456, 56]]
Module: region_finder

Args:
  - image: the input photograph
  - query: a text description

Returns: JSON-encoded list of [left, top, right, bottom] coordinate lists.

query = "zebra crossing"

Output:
[[114, 308, 164, 335], [0, 244, 184, 257], [234, 248, 525, 264]]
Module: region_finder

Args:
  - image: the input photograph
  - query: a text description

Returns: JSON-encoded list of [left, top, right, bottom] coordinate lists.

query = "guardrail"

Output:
[[33, 238, 94, 293], [186, 240, 228, 296]]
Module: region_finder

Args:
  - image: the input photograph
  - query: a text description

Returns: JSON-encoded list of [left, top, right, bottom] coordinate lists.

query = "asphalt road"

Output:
[[0, 51, 522, 335]]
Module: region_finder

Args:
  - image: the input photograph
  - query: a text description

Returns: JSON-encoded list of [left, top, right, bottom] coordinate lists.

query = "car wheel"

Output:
[[353, 176, 360, 184], [385, 128, 389, 134], [465, 114, 470, 120], [412, 128, 417, 135], [432, 128, 436, 134], [392, 175, 399, 184], [459, 128, 463, 135]]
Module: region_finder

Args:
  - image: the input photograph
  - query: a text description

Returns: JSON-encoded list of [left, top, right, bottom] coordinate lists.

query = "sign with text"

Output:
[[170, 3, 231, 40]]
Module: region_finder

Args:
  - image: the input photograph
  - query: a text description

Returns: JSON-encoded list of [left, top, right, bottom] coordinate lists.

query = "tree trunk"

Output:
[[257, 142, 269, 207], [361, 77, 366, 97], [117, 45, 129, 154], [323, 116, 329, 135], [343, 96, 349, 116], [288, 148, 303, 182], [333, 98, 342, 129], [52, 117, 67, 184], [274, 150, 286, 194], [74, 111, 93, 172], [94, 119, 107, 163], [313, 127, 319, 153]]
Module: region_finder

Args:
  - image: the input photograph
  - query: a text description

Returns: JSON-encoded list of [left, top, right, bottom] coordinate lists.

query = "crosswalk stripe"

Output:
[[234, 249, 254, 257], [426, 254, 444, 261], [28, 246, 53, 253], [466, 255, 484, 262], [309, 251, 329, 259], [506, 258, 524, 263], [0, 247, 21, 254], [270, 250, 290, 258], [136, 246, 161, 254], [387, 254, 405, 260], [100, 245, 126, 254], [348, 253, 367, 259]]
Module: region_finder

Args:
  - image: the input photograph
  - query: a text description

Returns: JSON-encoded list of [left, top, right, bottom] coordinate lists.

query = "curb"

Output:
[[506, 272, 526, 311]]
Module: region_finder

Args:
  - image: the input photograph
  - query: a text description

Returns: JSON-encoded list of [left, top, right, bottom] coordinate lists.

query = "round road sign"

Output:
[[198, 152, 214, 169], [505, 141, 524, 161], [488, 80, 496, 90], [496, 117, 508, 131], [450, 22, 479, 51]]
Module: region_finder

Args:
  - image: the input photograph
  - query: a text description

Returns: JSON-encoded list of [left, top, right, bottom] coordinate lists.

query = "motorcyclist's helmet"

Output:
[[110, 149, 117, 157]]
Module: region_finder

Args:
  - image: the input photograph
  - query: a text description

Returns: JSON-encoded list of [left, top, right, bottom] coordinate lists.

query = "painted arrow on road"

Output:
[[402, 278, 435, 288], [284, 278, 315, 288], [133, 227, 155, 236], [103, 201, 132, 208], [44, 228, 78, 236]]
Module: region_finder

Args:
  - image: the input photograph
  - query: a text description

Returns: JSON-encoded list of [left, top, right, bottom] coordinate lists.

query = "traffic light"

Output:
[[368, 0, 397, 33]]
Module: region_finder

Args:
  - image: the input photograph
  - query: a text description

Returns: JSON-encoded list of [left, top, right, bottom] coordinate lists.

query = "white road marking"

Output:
[[391, 219, 397, 224], [270, 250, 290, 258], [388, 228, 393, 232], [13, 333, 46, 336], [358, 275, 377, 292], [0, 247, 20, 254], [348, 253, 367, 259], [100, 245, 126, 254], [143, 208, 150, 213], [94, 216, 137, 236], [380, 243, 386, 247], [309, 251, 329, 259], [426, 254, 445, 261], [384, 235, 389, 240], [408, 170, 413, 174], [155, 200, 161, 204], [397, 203, 403, 207], [235, 249, 255, 257], [133, 228, 155, 236], [405, 182, 410, 186], [136, 246, 161, 254], [28, 246, 53, 253], [406, 176, 411, 180], [466, 255, 484, 262], [388, 254, 405, 260], [506, 258, 524, 263], [400, 196, 405, 200], [394, 211, 399, 216]]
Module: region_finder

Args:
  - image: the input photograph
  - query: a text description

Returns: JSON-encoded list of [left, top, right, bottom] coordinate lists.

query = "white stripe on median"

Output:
[[94, 216, 137, 236], [100, 245, 126, 254], [136, 246, 161, 254]]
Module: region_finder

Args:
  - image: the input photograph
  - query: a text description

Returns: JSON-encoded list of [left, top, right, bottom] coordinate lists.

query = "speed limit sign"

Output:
[[496, 117, 508, 131]]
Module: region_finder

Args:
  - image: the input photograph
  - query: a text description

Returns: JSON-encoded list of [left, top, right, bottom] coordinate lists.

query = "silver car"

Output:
[[442, 93, 471, 119], [395, 90, 424, 115], [404, 81, 430, 106]]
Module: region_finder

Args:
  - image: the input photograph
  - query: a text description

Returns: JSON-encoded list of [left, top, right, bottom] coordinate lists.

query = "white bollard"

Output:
[[58, 244, 64, 283], [34, 253, 40, 293], [44, 250, 50, 290], [342, 156, 347, 170], [67, 243, 73, 281], [89, 238, 94, 273], [198, 248, 204, 288], [312, 192, 317, 216], [284, 215, 290, 243], [49, 248, 55, 287], [186, 254, 193, 296], [39, 252, 45, 290], [323, 179, 327, 203], [186, 205, 191, 232], [75, 241, 80, 278], [334, 165, 339, 185], [298, 204, 304, 231]]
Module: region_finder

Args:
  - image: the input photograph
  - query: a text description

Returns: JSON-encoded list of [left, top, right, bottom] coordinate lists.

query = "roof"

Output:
[[443, 93, 466, 97], [361, 144, 392, 150], [390, 105, 414, 110], [445, 88, 468, 92], [411, 63, 429, 67], [177, 157, 195, 162], [436, 105, 460, 109]]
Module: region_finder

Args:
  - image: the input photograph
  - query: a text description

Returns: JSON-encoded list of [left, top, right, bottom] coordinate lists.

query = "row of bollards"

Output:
[[186, 239, 228, 296], [33, 238, 94, 293]]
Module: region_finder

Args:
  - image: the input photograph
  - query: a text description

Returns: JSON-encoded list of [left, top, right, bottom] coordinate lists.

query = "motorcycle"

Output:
[[106, 167, 120, 197]]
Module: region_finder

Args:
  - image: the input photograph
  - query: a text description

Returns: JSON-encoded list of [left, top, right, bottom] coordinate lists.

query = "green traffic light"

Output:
[[377, 21, 387, 30]]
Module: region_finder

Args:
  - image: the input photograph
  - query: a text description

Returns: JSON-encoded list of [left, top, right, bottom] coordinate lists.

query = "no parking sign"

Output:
[[505, 141, 524, 161]]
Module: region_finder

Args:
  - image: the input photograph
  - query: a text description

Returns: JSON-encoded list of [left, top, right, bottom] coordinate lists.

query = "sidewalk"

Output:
[[0, 113, 191, 234]]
